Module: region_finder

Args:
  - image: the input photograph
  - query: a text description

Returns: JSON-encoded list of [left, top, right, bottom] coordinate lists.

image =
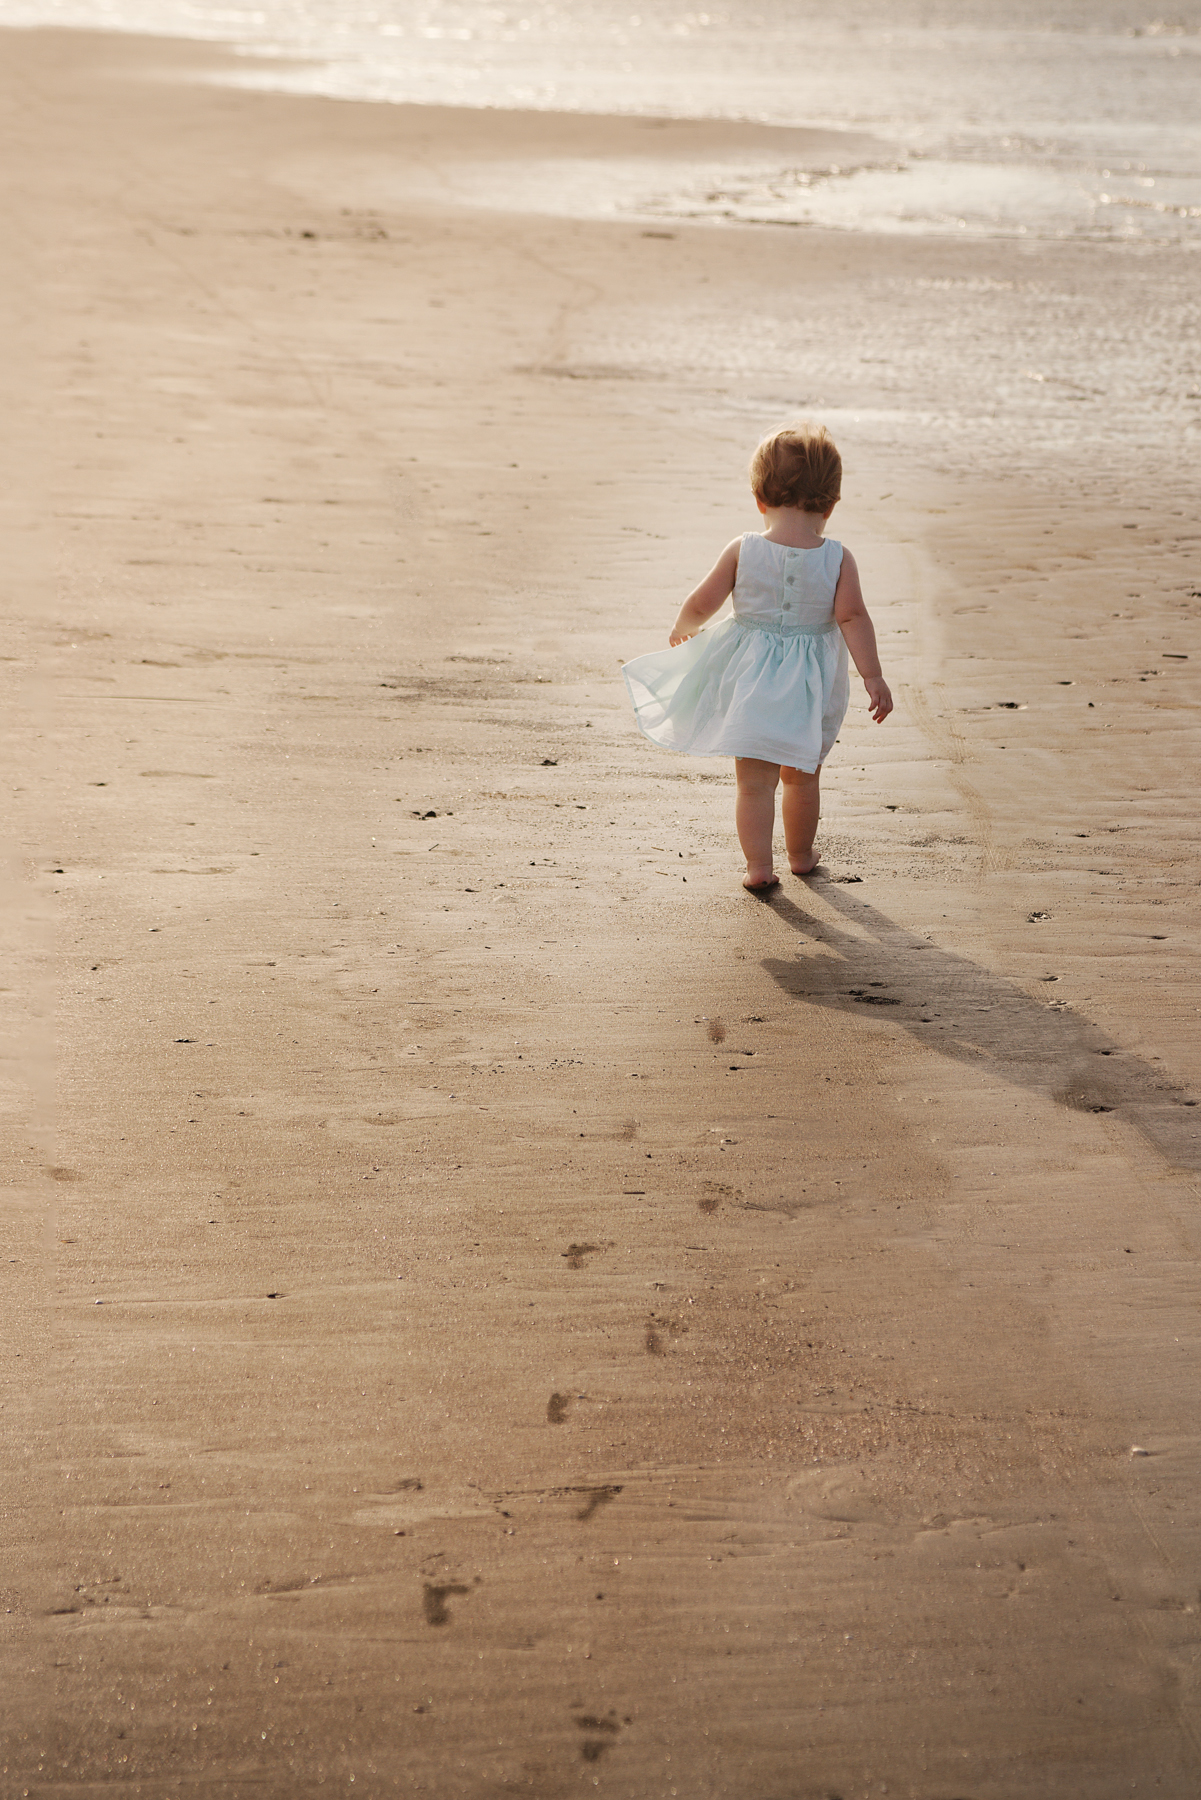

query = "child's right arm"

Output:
[[668, 539, 741, 646], [833, 549, 893, 723]]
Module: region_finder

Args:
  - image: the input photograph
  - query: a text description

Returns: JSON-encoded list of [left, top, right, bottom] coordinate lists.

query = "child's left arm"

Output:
[[833, 550, 893, 723], [668, 538, 741, 646]]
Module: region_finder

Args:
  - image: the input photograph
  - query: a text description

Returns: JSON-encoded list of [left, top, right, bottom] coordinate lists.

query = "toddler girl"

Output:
[[623, 424, 892, 891]]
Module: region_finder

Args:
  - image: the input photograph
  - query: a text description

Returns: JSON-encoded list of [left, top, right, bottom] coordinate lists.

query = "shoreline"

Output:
[[4, 26, 1201, 1795]]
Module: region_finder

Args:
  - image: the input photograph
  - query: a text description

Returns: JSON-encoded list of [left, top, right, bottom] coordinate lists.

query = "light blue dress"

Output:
[[623, 532, 850, 772]]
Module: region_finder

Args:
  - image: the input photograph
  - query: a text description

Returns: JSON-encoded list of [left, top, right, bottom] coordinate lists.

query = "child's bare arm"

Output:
[[833, 549, 893, 723], [669, 539, 741, 646]]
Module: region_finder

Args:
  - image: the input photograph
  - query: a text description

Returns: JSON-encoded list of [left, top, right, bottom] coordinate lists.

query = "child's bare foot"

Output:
[[742, 866, 779, 892], [789, 850, 821, 876]]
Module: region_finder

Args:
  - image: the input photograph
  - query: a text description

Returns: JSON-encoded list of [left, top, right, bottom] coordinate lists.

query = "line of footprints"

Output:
[[411, 1221, 716, 1762]]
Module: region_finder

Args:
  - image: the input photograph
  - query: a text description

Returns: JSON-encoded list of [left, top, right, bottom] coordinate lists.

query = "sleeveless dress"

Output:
[[623, 533, 850, 772]]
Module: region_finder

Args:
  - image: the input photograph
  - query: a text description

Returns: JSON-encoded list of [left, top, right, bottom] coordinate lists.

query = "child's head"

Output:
[[750, 423, 842, 516]]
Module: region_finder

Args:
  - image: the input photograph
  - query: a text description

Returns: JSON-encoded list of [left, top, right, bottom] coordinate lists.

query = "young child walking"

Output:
[[623, 424, 892, 891]]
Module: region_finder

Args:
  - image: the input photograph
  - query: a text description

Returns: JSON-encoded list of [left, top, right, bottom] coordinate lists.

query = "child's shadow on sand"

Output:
[[761, 881, 1199, 1172]]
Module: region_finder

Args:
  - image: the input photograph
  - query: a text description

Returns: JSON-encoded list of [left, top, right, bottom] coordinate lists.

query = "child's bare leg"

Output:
[[781, 765, 822, 874], [734, 757, 781, 889]]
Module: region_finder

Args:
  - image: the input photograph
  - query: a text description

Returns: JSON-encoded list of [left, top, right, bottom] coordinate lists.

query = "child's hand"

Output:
[[669, 629, 695, 647], [864, 676, 893, 723]]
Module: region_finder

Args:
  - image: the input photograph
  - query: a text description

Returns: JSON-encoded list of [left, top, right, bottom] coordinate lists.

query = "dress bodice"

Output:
[[731, 532, 843, 635]]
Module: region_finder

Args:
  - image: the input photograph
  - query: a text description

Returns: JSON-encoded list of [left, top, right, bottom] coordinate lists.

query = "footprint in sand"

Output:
[[573, 1709, 624, 1763], [575, 1485, 622, 1522], [421, 1581, 471, 1626]]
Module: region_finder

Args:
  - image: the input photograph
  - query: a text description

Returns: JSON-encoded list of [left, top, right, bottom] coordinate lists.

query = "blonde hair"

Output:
[[750, 424, 842, 515]]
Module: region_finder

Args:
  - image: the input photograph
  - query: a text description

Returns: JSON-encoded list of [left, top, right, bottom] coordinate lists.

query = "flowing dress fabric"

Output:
[[623, 533, 850, 771]]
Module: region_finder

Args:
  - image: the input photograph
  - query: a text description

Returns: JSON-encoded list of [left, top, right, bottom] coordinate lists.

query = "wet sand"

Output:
[[4, 28, 1201, 1797]]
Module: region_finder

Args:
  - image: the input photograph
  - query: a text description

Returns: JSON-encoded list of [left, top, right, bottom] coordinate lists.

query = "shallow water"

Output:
[[7, 1, 1199, 476], [6, 0, 1201, 240], [407, 145, 1201, 244]]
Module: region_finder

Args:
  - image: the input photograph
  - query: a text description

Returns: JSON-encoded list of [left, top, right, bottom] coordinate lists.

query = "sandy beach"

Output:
[[3, 26, 1201, 1796]]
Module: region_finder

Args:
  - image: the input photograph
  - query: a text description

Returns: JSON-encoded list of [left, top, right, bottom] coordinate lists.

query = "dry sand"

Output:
[[3, 28, 1201, 1798]]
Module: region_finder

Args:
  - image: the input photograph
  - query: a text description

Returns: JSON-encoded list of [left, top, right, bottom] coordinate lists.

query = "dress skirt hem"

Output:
[[623, 614, 850, 773]]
